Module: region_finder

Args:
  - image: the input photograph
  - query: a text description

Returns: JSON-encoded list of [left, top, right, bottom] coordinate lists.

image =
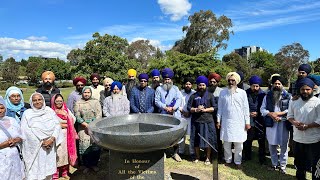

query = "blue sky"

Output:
[[1, 0, 319, 61]]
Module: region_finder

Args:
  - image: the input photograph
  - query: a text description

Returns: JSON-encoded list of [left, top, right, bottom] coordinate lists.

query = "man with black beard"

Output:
[[288, 63, 312, 156], [36, 71, 60, 107], [123, 69, 139, 100], [287, 78, 320, 180], [207, 72, 223, 160], [179, 77, 196, 157], [155, 68, 182, 162], [260, 75, 291, 174], [243, 75, 266, 164], [90, 73, 104, 100], [150, 69, 161, 90], [236, 71, 250, 90], [67, 77, 87, 113]]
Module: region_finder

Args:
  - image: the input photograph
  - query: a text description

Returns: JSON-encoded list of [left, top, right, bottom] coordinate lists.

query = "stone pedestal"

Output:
[[109, 150, 164, 180]]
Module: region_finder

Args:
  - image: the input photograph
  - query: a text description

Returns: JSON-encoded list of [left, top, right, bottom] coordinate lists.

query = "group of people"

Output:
[[0, 63, 319, 180]]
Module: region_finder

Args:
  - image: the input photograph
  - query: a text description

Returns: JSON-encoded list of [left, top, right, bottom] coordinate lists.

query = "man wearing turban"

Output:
[[129, 73, 155, 114], [207, 72, 223, 160], [179, 77, 196, 157], [236, 71, 250, 90], [36, 71, 61, 107], [90, 73, 104, 101], [123, 69, 139, 100], [287, 77, 320, 180], [103, 81, 130, 118], [243, 75, 267, 164], [216, 72, 250, 169], [155, 68, 182, 162], [260, 75, 291, 174], [67, 77, 87, 113], [188, 76, 217, 165], [99, 78, 113, 109], [149, 69, 161, 90]]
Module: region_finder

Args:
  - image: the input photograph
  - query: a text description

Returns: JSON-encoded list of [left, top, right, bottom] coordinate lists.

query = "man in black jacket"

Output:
[[36, 71, 60, 107]]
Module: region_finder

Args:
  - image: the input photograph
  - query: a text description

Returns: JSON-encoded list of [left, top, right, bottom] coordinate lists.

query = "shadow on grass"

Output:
[[170, 172, 200, 180]]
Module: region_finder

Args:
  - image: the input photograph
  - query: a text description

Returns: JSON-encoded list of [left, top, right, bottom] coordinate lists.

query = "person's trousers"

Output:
[[243, 138, 266, 162], [269, 143, 288, 169], [223, 141, 243, 165], [82, 149, 101, 168], [53, 165, 69, 179], [294, 141, 320, 180]]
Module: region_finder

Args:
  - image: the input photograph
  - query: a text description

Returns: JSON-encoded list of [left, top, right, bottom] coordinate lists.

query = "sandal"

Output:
[[204, 159, 211, 165]]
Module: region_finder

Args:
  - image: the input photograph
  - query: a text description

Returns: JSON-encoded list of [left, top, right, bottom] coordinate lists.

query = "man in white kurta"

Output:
[[217, 72, 250, 168], [179, 77, 196, 156], [260, 76, 290, 174], [287, 78, 320, 179]]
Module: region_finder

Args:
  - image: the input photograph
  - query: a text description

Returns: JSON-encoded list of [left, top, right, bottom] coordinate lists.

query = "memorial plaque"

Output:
[[109, 150, 164, 180]]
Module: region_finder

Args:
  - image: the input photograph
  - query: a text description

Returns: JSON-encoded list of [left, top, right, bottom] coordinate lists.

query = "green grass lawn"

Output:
[[0, 87, 74, 103]]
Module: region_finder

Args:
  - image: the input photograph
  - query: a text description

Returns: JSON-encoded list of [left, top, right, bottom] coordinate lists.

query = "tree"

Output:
[[26, 57, 44, 84], [71, 32, 142, 81], [222, 52, 251, 81], [312, 58, 320, 73], [173, 10, 233, 56], [2, 57, 19, 83], [67, 48, 85, 66], [127, 40, 161, 69], [275, 43, 309, 86]]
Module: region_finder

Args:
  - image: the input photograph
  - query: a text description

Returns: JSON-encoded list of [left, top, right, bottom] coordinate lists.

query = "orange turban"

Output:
[[41, 71, 55, 81], [128, 69, 137, 77]]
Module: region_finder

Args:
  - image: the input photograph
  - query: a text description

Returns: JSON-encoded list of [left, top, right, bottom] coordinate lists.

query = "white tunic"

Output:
[[217, 88, 250, 142], [260, 95, 289, 145], [180, 89, 196, 135], [287, 97, 320, 144], [21, 107, 62, 180], [0, 117, 25, 180]]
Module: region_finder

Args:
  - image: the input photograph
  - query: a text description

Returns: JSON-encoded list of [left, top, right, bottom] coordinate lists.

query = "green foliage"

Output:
[[2, 57, 19, 83], [275, 42, 309, 86], [222, 52, 251, 81], [70, 33, 142, 82], [173, 10, 233, 55], [0, 82, 14, 90]]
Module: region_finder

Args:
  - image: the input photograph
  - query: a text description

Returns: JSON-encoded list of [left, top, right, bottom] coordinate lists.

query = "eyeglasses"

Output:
[[76, 84, 84, 87], [105, 84, 111, 87], [140, 80, 148, 82], [209, 80, 217, 83], [228, 79, 236, 82]]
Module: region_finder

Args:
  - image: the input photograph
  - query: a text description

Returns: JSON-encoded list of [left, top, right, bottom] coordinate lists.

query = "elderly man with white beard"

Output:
[[155, 68, 182, 162], [260, 75, 291, 174], [217, 72, 251, 169]]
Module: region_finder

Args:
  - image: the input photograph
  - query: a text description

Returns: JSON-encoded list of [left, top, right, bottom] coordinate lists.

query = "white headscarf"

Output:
[[26, 93, 59, 140]]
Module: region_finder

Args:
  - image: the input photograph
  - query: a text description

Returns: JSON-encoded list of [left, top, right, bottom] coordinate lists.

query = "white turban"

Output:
[[226, 72, 241, 85], [103, 78, 114, 86]]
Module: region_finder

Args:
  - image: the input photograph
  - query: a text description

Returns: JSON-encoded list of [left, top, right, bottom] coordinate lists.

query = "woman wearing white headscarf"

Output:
[[0, 96, 25, 180], [21, 93, 62, 180]]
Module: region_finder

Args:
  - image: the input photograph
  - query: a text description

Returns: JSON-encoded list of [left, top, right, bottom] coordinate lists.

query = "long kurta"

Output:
[[180, 89, 196, 135], [217, 88, 250, 142], [103, 95, 130, 118], [56, 110, 76, 167], [260, 95, 289, 145], [21, 108, 62, 180], [74, 99, 102, 154], [66, 90, 82, 114], [155, 85, 182, 118], [0, 116, 25, 180]]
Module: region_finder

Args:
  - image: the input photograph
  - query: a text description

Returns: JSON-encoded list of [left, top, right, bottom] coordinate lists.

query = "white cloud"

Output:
[[67, 26, 73, 30], [26, 36, 48, 41], [225, 0, 320, 32], [157, 0, 191, 21], [0, 37, 72, 60]]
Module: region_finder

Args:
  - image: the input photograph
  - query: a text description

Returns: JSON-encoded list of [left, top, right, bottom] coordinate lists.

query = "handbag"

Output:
[[0, 122, 23, 160]]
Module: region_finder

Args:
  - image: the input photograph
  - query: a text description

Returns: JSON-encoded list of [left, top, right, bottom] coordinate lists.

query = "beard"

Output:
[[76, 87, 83, 93], [92, 82, 99, 87], [228, 84, 237, 93], [43, 81, 53, 89], [208, 85, 217, 93], [197, 88, 206, 96], [111, 92, 121, 99], [301, 92, 313, 101], [272, 87, 282, 105], [151, 81, 160, 90], [127, 79, 136, 91], [184, 87, 192, 94], [163, 82, 173, 91]]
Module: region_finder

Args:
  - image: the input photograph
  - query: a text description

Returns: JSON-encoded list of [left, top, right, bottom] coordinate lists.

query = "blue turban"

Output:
[[196, 76, 208, 86], [296, 77, 315, 90], [236, 71, 245, 81], [151, 69, 160, 77], [138, 73, 149, 81], [249, 75, 262, 85], [298, 64, 312, 74], [307, 74, 320, 86], [161, 68, 174, 79], [111, 81, 123, 91]]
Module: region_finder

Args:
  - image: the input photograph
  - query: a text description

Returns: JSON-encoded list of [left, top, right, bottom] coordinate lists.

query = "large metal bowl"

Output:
[[88, 114, 187, 153]]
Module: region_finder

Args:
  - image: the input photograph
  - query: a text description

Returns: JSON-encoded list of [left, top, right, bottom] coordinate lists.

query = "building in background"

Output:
[[234, 46, 266, 60]]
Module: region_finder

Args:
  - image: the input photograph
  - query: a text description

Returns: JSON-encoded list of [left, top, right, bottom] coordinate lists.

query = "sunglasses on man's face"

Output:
[[140, 80, 148, 82], [76, 84, 84, 87]]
